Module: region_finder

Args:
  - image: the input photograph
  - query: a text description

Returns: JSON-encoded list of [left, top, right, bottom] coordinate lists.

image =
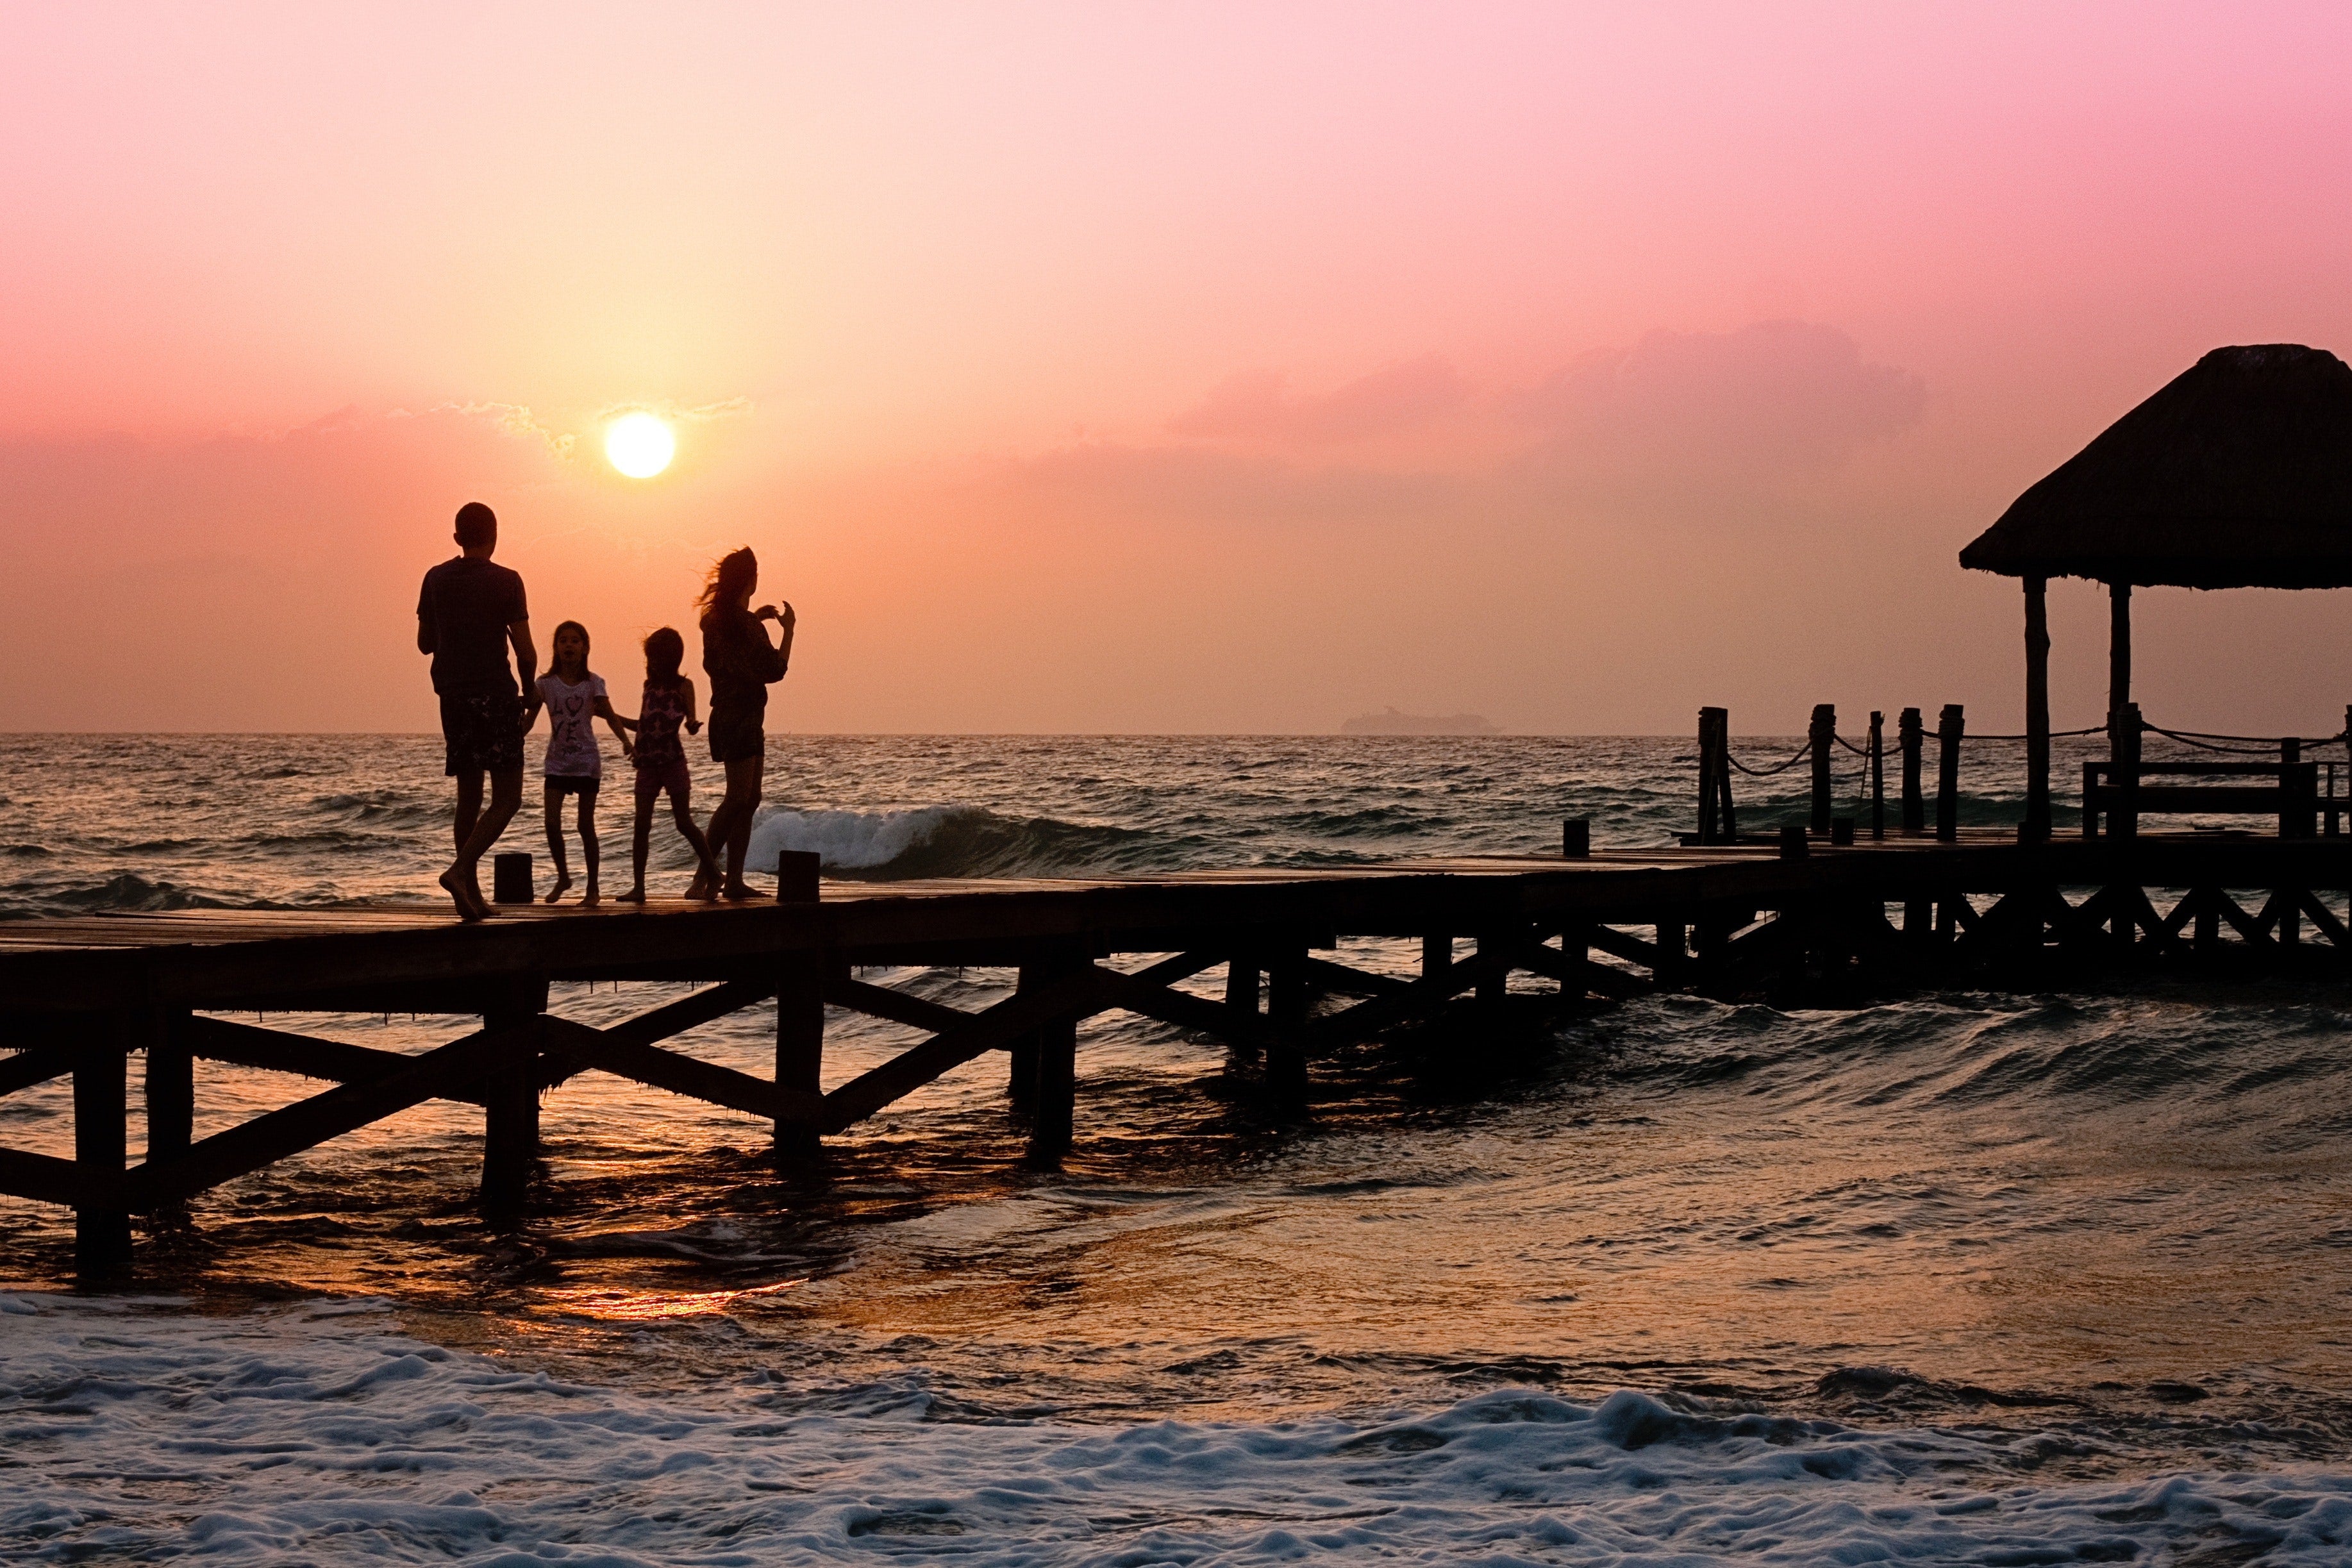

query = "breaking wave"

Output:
[[4, 1299, 2348, 1565], [746, 803, 1179, 880]]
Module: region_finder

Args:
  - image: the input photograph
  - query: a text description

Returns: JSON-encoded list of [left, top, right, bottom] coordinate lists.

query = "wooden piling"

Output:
[[1696, 707, 1737, 845], [75, 1022, 133, 1278], [1810, 705, 1837, 836], [1869, 711, 1886, 840], [1899, 708, 1925, 835], [1421, 935, 1449, 983], [1266, 949, 1310, 1103], [1935, 705, 1964, 842]]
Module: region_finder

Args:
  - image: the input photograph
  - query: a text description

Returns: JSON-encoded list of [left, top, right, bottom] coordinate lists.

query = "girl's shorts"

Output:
[[635, 756, 692, 807]]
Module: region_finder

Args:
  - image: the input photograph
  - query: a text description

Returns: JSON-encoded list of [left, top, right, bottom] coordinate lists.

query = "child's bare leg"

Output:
[[543, 786, 572, 902], [617, 793, 652, 903], [579, 792, 601, 906], [674, 796, 720, 899]]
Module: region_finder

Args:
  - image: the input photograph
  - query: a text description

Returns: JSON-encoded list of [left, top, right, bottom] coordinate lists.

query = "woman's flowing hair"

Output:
[[549, 619, 592, 680], [697, 547, 757, 613], [642, 626, 686, 685]]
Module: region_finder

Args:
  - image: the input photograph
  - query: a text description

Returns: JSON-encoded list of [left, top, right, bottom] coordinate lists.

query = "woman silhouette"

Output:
[[692, 547, 794, 899]]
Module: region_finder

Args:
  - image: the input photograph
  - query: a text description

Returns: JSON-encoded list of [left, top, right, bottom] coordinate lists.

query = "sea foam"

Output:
[[6, 1296, 2348, 1565]]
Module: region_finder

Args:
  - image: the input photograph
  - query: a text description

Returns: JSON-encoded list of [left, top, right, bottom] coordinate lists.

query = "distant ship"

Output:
[[1339, 708, 1502, 737]]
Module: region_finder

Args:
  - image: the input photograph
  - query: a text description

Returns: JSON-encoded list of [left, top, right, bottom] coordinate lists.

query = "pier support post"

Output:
[[1654, 921, 1686, 987], [1421, 935, 1449, 983], [1475, 932, 1510, 1006], [1935, 705, 1964, 842], [1809, 705, 1836, 837], [1265, 948, 1309, 1105], [480, 978, 546, 1222], [1899, 708, 1924, 835], [775, 957, 826, 1157], [1021, 955, 1081, 1162], [144, 1009, 194, 1163], [75, 1022, 133, 1280]]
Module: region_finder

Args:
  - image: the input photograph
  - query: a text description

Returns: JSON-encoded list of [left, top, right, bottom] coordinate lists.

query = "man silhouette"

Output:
[[417, 501, 535, 920]]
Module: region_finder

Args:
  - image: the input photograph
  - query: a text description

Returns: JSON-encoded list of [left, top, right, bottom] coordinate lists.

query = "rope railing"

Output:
[[1725, 738, 1814, 778], [1694, 703, 2352, 846]]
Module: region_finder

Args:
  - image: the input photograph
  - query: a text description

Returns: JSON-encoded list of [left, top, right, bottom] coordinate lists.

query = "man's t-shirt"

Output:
[[417, 556, 528, 697]]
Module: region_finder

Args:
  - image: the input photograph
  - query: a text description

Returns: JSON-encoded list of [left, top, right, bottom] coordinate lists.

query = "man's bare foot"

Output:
[[615, 885, 646, 904], [581, 881, 601, 908], [544, 871, 572, 905], [722, 881, 760, 902], [439, 867, 489, 922]]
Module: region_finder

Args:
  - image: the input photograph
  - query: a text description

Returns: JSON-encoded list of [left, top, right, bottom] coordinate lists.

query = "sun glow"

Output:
[[605, 412, 675, 478]]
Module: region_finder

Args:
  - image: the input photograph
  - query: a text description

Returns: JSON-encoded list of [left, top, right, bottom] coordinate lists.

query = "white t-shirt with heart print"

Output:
[[537, 672, 608, 779]]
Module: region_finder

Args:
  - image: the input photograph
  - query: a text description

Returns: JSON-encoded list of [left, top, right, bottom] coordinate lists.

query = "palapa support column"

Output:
[[75, 1020, 135, 1280], [774, 851, 826, 1156], [2023, 575, 2051, 842], [1898, 708, 1925, 835], [479, 976, 547, 1222], [1935, 705, 1964, 842], [1869, 711, 1886, 840], [144, 1008, 194, 1163], [1808, 705, 1836, 837]]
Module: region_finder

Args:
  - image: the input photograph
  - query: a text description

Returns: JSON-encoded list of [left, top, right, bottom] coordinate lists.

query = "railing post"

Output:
[[1935, 705, 1964, 842], [1809, 705, 1835, 837], [1868, 711, 1885, 840], [1899, 708, 1924, 835]]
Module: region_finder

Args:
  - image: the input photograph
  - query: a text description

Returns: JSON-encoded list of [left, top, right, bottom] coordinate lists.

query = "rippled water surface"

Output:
[[4, 733, 2351, 1564]]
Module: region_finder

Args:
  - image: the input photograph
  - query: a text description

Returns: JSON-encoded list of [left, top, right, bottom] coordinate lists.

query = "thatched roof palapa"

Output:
[[1960, 344, 2352, 589]]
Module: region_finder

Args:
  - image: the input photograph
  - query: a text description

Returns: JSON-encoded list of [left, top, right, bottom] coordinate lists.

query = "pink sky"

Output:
[[6, 2, 2352, 734]]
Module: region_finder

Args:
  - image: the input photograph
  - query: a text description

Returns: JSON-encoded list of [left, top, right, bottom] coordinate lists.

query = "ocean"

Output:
[[5, 731, 2352, 1564]]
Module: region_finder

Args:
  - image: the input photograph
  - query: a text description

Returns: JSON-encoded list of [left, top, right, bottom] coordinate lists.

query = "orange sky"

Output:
[[6, 3, 2352, 735]]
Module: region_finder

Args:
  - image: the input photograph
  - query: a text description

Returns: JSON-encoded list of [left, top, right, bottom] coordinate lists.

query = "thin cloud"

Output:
[[1169, 354, 1472, 446]]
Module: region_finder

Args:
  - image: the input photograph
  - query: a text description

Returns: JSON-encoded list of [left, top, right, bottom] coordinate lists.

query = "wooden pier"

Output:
[[6, 830, 2351, 1280]]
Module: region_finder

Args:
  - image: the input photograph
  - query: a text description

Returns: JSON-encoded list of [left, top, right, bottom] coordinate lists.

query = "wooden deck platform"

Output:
[[7, 830, 2350, 1280]]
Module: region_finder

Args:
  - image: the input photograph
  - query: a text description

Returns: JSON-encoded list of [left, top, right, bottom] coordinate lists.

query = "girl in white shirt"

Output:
[[522, 620, 633, 904]]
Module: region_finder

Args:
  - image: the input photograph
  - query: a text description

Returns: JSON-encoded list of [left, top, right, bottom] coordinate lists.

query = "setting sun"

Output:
[[604, 412, 674, 478]]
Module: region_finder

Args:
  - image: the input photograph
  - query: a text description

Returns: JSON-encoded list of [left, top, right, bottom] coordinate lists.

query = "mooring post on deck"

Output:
[[480, 976, 547, 1221], [144, 1008, 194, 1163], [1935, 705, 1964, 842], [1809, 705, 1836, 837], [1869, 712, 1885, 840], [74, 1020, 134, 1280], [2109, 703, 2142, 840], [1899, 708, 1924, 835]]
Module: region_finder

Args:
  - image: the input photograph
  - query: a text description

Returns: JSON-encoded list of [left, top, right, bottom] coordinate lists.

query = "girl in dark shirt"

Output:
[[693, 548, 795, 899]]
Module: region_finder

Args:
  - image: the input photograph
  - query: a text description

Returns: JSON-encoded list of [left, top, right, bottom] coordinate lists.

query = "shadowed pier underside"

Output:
[[6, 831, 2349, 1279]]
